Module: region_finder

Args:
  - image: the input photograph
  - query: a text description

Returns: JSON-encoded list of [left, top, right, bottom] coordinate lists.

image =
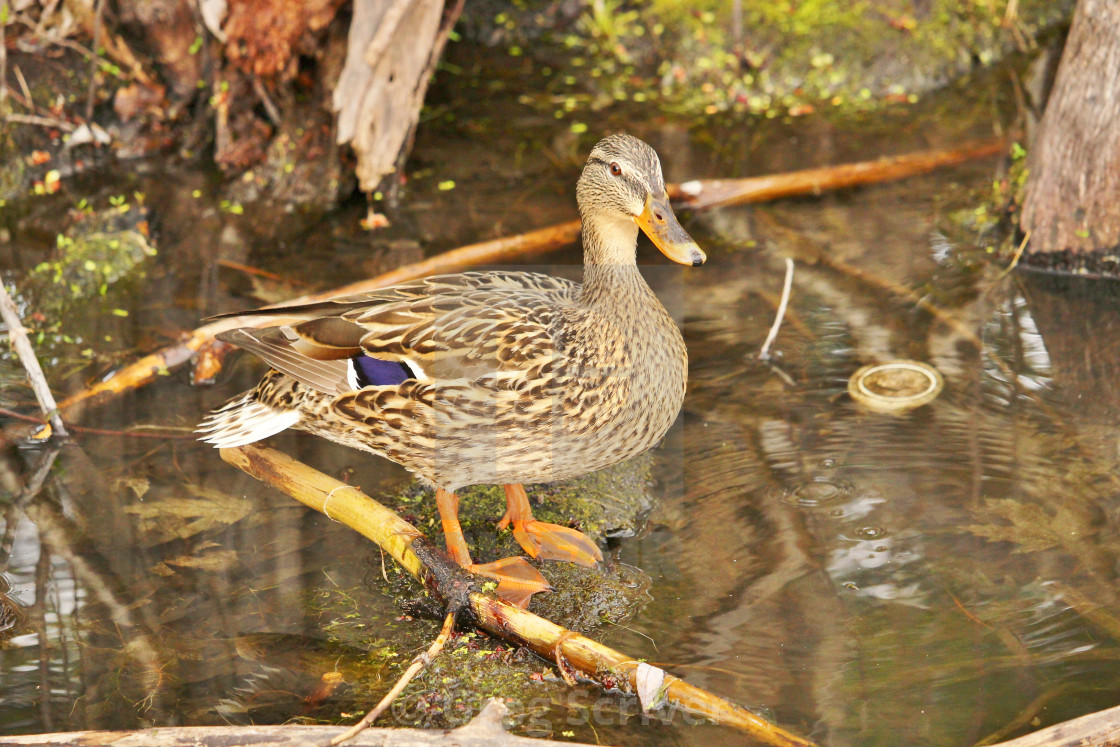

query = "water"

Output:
[[3, 46, 1120, 746]]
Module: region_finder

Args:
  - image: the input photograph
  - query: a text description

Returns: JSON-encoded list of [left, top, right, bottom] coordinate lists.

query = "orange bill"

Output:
[[634, 193, 707, 266]]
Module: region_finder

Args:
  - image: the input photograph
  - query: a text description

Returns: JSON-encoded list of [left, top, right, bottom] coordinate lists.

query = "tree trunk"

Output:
[[1020, 0, 1120, 274]]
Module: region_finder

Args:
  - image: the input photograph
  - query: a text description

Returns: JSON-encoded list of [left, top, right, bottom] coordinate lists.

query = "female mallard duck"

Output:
[[198, 134, 705, 607]]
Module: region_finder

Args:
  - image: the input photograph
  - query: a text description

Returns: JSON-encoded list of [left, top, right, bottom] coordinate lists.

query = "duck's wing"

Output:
[[215, 272, 582, 394], [207, 271, 577, 322], [216, 327, 354, 395], [345, 286, 572, 383]]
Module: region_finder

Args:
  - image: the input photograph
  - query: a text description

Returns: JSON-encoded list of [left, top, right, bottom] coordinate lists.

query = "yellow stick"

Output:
[[220, 444, 816, 747]]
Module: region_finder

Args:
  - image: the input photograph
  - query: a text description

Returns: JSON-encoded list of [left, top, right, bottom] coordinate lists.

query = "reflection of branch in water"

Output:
[[34, 543, 53, 730], [0, 574, 29, 643], [1049, 582, 1120, 644], [975, 681, 1078, 746], [0, 446, 62, 571], [28, 503, 168, 717], [0, 447, 170, 720], [0, 447, 60, 646]]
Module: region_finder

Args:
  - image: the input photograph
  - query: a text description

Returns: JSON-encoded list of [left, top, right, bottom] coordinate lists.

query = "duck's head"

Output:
[[576, 134, 706, 267]]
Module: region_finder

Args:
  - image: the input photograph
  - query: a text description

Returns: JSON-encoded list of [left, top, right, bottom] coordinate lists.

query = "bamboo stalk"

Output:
[[220, 443, 816, 747], [55, 139, 1005, 419]]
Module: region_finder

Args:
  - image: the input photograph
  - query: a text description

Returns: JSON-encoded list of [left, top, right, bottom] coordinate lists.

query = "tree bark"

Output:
[[1020, 0, 1120, 270], [333, 0, 462, 194]]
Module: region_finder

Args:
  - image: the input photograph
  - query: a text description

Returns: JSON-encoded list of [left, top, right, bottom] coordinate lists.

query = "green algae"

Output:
[[472, 0, 1073, 118]]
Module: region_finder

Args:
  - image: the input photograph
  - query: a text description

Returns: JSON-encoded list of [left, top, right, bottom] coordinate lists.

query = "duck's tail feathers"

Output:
[[196, 393, 301, 448]]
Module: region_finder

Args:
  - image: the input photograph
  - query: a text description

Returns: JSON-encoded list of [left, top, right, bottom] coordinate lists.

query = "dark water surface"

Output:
[[4, 49, 1120, 746]]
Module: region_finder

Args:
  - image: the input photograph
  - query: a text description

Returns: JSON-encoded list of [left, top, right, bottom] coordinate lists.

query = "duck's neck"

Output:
[[578, 214, 651, 308]]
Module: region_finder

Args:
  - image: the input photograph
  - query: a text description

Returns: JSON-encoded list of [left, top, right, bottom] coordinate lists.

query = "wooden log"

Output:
[[220, 443, 816, 747], [3, 697, 590, 746], [989, 702, 1120, 747]]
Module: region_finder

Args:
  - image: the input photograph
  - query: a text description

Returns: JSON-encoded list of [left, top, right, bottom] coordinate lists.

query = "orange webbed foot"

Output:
[[469, 556, 552, 608], [510, 519, 604, 567], [437, 488, 551, 608], [498, 484, 603, 567]]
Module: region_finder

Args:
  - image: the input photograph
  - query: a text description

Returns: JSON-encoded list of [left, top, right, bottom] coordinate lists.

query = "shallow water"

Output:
[[4, 45, 1120, 746]]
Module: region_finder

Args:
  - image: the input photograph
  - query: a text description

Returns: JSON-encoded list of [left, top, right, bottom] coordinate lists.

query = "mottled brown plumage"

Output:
[[198, 134, 705, 605]]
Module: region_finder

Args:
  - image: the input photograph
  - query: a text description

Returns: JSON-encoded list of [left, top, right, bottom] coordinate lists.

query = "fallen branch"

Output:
[[2, 112, 76, 132], [220, 443, 816, 747], [668, 138, 1006, 210], [54, 139, 1005, 420], [0, 282, 68, 437], [56, 220, 583, 419], [3, 697, 591, 746]]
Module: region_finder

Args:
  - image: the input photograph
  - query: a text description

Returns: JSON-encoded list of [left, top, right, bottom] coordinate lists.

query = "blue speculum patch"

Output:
[[354, 356, 411, 387]]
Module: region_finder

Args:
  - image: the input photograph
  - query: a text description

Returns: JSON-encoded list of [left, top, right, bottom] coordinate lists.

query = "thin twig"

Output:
[[0, 283, 68, 437], [997, 230, 1030, 280], [0, 407, 193, 439], [250, 76, 281, 127], [216, 259, 300, 284], [14, 64, 32, 112], [1, 1, 8, 111], [328, 611, 456, 746], [4, 84, 31, 112], [4, 113, 75, 132], [759, 258, 794, 361], [85, 0, 105, 121]]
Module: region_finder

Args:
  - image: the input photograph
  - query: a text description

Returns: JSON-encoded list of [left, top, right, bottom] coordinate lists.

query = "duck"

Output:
[[197, 134, 706, 607]]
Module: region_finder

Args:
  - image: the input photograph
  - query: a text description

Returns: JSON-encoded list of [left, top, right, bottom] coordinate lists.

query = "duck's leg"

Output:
[[497, 484, 603, 566], [435, 488, 551, 608]]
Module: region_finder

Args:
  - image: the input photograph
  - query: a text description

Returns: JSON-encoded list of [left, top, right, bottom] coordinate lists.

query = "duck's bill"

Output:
[[635, 194, 707, 266]]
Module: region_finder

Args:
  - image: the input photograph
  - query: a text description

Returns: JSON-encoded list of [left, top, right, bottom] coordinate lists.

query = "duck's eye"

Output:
[[609, 162, 622, 176]]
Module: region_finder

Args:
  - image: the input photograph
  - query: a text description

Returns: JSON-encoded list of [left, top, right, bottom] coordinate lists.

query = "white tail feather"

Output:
[[196, 394, 301, 448]]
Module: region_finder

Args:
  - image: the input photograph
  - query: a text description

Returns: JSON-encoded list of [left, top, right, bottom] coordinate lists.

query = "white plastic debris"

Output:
[[635, 661, 669, 712]]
